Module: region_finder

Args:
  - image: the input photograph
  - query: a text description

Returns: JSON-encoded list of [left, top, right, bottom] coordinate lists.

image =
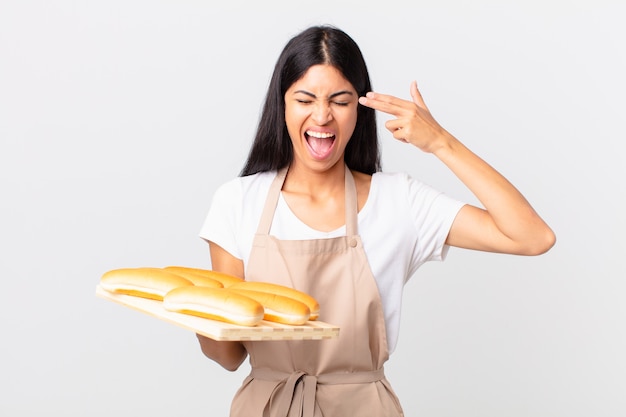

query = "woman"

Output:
[[198, 25, 555, 417]]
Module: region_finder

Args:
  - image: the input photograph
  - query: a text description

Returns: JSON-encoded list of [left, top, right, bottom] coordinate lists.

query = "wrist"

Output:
[[429, 130, 458, 157]]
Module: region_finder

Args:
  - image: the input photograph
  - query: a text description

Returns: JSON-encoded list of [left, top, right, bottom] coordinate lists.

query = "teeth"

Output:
[[306, 131, 334, 139]]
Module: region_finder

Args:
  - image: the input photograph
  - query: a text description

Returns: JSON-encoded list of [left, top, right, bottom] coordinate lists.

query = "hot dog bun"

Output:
[[228, 288, 311, 325], [160, 268, 223, 288], [164, 266, 244, 287], [228, 281, 320, 320], [163, 286, 264, 327], [100, 267, 193, 300]]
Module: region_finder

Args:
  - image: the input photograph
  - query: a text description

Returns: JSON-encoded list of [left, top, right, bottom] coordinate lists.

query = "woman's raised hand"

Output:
[[358, 81, 452, 154], [360, 80, 556, 255]]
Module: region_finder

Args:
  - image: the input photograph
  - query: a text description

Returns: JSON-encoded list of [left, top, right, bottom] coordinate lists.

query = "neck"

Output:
[[283, 161, 345, 195]]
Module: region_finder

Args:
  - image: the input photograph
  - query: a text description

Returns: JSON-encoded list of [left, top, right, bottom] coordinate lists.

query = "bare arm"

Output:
[[196, 242, 248, 371], [359, 81, 556, 255]]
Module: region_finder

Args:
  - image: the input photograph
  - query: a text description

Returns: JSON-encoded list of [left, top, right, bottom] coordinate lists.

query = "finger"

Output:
[[384, 119, 404, 132], [410, 81, 428, 110], [370, 91, 417, 110], [359, 93, 412, 116], [391, 127, 409, 143], [384, 119, 406, 139]]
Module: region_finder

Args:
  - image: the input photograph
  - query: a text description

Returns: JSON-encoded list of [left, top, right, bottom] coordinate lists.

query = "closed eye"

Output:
[[292, 89, 355, 105]]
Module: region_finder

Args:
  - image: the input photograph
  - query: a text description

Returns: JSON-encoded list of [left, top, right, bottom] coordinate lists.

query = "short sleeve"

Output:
[[198, 178, 243, 260], [405, 174, 465, 273]]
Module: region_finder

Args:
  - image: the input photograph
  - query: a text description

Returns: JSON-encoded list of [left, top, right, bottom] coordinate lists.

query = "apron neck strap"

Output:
[[256, 164, 358, 236]]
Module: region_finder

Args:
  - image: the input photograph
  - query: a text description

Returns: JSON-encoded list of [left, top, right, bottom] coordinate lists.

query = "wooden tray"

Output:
[[96, 285, 339, 341]]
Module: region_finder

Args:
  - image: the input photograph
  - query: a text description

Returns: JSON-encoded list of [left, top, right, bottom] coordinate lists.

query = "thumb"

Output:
[[410, 80, 428, 110]]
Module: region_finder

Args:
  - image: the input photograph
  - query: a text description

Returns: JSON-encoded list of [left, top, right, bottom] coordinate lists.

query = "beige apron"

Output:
[[230, 165, 404, 417]]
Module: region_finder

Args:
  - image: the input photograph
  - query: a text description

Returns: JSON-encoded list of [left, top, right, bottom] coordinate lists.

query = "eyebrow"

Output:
[[293, 90, 354, 99]]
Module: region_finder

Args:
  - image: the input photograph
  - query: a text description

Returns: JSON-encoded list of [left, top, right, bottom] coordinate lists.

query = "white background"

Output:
[[1, 1, 625, 416]]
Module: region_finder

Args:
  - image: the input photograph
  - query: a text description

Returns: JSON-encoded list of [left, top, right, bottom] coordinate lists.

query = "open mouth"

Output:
[[305, 130, 336, 159]]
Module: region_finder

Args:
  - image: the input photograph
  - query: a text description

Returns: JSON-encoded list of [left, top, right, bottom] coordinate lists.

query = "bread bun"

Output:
[[164, 266, 244, 287], [163, 286, 264, 327], [160, 268, 223, 288], [228, 281, 320, 320], [228, 288, 310, 325], [100, 267, 193, 300]]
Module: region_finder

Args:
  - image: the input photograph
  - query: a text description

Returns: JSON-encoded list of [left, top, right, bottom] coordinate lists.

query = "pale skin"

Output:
[[197, 65, 556, 371]]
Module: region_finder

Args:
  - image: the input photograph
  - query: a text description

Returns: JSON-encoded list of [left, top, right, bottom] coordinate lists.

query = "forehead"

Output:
[[288, 64, 355, 94]]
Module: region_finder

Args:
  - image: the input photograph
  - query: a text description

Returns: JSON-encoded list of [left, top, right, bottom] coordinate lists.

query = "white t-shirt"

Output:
[[199, 170, 465, 353]]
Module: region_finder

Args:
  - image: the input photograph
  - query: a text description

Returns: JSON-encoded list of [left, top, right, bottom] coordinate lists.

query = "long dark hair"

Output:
[[240, 25, 380, 176]]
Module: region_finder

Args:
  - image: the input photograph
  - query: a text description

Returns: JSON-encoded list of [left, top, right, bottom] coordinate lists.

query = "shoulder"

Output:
[[372, 170, 410, 184], [370, 171, 414, 198], [352, 170, 420, 209], [214, 171, 276, 201], [367, 171, 463, 219], [201, 171, 277, 250], [372, 170, 445, 199]]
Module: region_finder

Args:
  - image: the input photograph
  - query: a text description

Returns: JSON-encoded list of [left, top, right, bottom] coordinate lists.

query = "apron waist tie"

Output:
[[250, 367, 385, 417]]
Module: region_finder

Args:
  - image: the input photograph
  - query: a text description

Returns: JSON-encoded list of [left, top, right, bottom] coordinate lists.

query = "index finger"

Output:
[[358, 92, 412, 117]]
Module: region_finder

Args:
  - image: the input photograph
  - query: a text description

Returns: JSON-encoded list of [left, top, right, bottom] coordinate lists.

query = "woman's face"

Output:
[[284, 64, 358, 173]]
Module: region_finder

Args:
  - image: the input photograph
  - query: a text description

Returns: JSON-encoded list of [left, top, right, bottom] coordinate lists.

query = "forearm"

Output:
[[434, 132, 555, 254], [196, 243, 249, 370], [359, 82, 555, 255], [196, 334, 248, 371]]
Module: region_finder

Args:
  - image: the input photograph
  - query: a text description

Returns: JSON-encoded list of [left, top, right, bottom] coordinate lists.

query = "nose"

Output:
[[311, 102, 332, 125]]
